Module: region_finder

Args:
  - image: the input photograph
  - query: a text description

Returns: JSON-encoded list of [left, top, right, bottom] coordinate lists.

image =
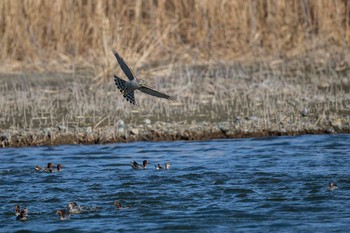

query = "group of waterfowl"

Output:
[[15, 159, 170, 221], [34, 160, 169, 172], [16, 161, 338, 222], [34, 163, 63, 173], [15, 181, 338, 221], [16, 201, 117, 221], [130, 160, 171, 170]]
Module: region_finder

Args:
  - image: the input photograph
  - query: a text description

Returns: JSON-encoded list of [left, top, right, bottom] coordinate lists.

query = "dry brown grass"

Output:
[[1, 0, 350, 74], [0, 56, 349, 131], [1, 0, 350, 136]]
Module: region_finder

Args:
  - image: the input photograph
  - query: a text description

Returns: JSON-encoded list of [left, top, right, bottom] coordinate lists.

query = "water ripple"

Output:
[[1, 134, 350, 232]]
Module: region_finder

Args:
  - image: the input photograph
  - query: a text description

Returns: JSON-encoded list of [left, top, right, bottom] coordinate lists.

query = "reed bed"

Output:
[[1, 0, 350, 73]]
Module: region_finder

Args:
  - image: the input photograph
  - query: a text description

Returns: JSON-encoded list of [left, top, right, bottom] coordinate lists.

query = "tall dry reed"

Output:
[[1, 0, 350, 73]]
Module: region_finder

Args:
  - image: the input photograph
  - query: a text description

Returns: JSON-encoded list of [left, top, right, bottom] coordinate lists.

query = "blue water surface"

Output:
[[1, 134, 350, 232]]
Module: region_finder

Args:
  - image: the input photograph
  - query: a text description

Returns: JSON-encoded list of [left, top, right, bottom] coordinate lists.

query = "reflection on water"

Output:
[[1, 134, 350, 232]]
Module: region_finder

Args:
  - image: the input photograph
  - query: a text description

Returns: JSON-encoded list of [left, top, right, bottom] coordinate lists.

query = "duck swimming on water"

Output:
[[327, 182, 338, 191], [56, 209, 70, 220], [35, 163, 62, 172], [130, 160, 149, 170], [16, 208, 27, 221], [35, 162, 54, 172], [56, 164, 63, 172], [67, 202, 83, 214], [114, 200, 130, 209]]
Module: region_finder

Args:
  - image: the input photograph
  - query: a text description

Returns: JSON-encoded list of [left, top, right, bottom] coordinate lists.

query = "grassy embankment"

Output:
[[0, 1, 349, 146]]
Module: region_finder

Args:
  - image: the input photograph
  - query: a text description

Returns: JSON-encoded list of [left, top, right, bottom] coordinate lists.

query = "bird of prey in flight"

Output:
[[113, 50, 175, 105]]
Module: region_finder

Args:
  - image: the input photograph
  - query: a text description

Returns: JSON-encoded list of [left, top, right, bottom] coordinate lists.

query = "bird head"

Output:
[[138, 79, 147, 86]]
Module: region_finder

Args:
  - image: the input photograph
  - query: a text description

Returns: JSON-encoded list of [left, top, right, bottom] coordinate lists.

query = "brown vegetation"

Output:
[[1, 1, 350, 147], [1, 0, 350, 73], [0, 57, 349, 147]]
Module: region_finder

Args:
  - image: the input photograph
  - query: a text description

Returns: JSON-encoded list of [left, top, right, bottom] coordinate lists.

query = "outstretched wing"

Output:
[[113, 50, 136, 81], [139, 86, 175, 101], [114, 75, 136, 105]]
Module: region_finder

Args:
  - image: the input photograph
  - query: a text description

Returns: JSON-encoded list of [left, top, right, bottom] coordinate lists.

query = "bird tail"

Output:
[[114, 75, 126, 92], [114, 75, 136, 105]]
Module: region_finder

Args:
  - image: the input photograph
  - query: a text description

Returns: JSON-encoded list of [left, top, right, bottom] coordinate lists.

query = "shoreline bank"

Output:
[[1, 116, 349, 147]]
